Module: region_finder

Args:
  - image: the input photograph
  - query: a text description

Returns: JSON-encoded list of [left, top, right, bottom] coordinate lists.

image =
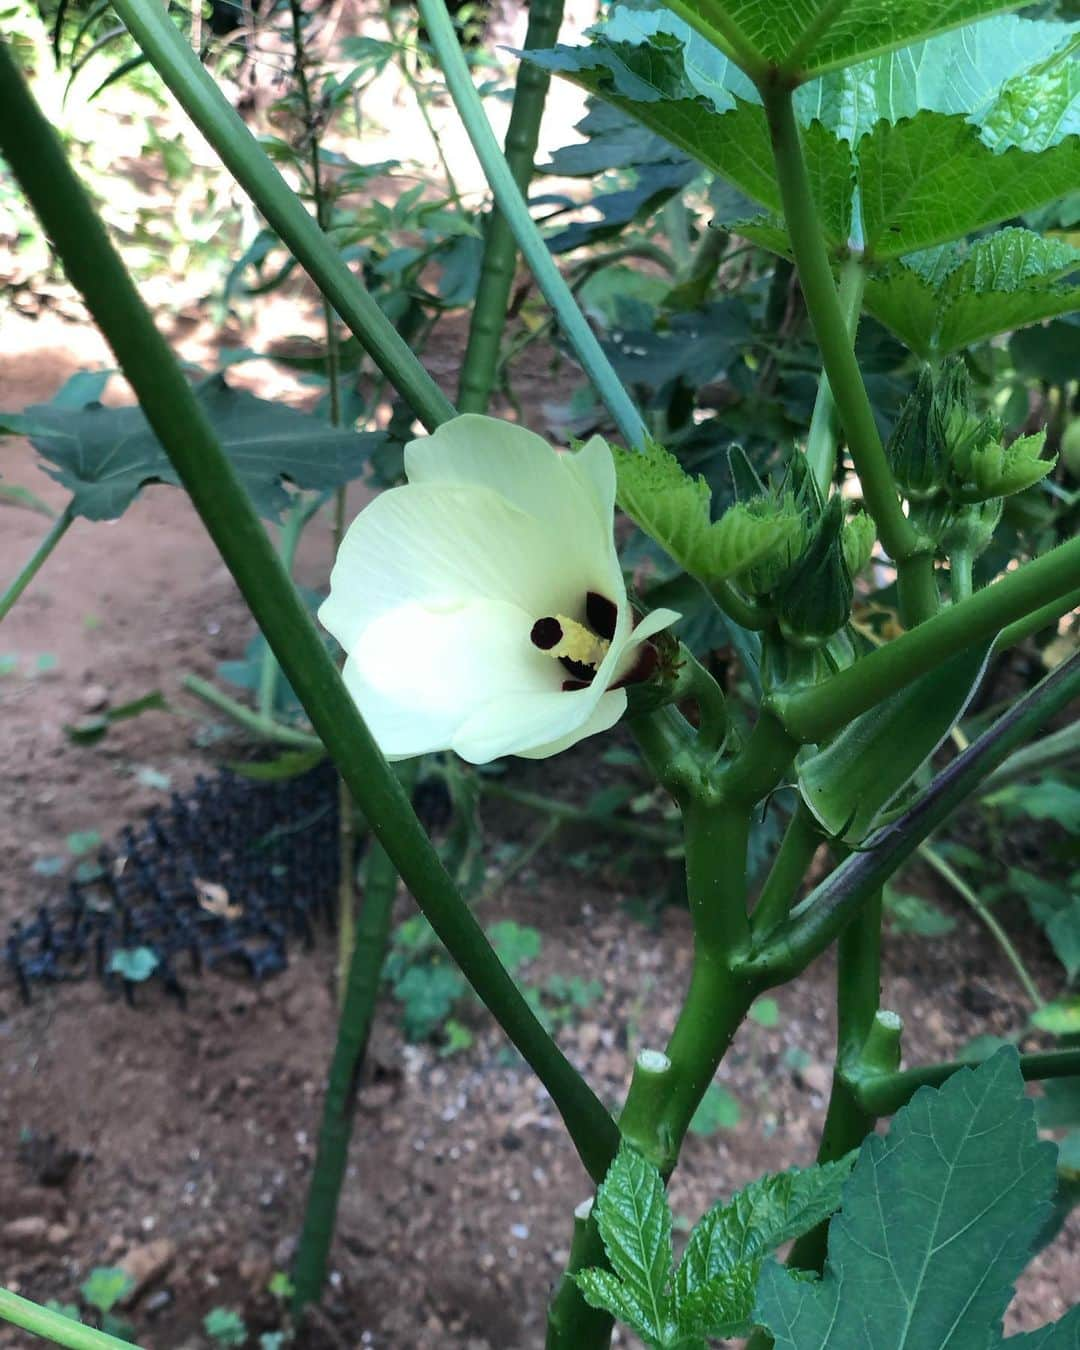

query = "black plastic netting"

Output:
[[5, 764, 449, 1006]]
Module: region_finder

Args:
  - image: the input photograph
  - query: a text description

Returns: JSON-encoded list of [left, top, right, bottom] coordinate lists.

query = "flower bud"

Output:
[[886, 367, 946, 500], [841, 510, 876, 579], [959, 430, 1056, 501], [775, 496, 853, 648]]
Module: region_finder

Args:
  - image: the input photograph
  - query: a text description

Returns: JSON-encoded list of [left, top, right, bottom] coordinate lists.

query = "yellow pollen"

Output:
[[546, 615, 610, 668]]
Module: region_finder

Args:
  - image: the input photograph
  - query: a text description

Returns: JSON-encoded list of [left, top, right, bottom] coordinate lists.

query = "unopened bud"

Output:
[[841, 510, 876, 579], [776, 496, 853, 647], [886, 368, 947, 500]]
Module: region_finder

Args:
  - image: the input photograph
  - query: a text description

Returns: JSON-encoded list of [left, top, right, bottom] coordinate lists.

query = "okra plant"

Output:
[[2, 0, 1080, 1347]]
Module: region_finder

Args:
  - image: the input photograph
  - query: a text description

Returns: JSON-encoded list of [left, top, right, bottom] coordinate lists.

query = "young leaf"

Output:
[[614, 439, 802, 587], [676, 1157, 853, 1340], [576, 1143, 677, 1347], [3, 375, 384, 521], [864, 230, 1080, 357], [753, 1049, 1064, 1350]]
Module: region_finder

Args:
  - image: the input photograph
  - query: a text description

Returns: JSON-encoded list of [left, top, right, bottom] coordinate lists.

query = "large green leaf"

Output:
[[754, 1049, 1072, 1350], [797, 641, 993, 842], [525, 12, 1080, 261], [667, 0, 1022, 81], [1, 375, 383, 521], [864, 230, 1080, 356]]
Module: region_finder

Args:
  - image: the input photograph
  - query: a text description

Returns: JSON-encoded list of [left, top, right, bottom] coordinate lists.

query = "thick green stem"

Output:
[[776, 531, 1080, 742], [545, 1205, 613, 1350], [854, 1046, 1080, 1116], [717, 711, 799, 806], [950, 548, 974, 605], [458, 0, 565, 413], [416, 0, 646, 449], [805, 257, 865, 492], [110, 0, 455, 430], [0, 1289, 140, 1350], [292, 763, 416, 1315], [0, 502, 74, 623], [623, 799, 760, 1171], [761, 85, 917, 565], [0, 45, 619, 1184], [760, 83, 936, 627], [919, 843, 1043, 1008], [745, 651, 1080, 983], [751, 798, 820, 939]]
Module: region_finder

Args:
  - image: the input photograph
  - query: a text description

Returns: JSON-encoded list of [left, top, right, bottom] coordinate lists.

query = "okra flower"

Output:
[[318, 415, 679, 763]]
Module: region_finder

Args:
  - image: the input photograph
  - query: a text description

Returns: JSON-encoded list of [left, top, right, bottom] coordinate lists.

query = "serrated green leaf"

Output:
[[667, 0, 1024, 81], [591, 1144, 676, 1346], [527, 13, 1080, 263], [753, 1049, 1060, 1350], [575, 1267, 660, 1343], [797, 641, 992, 843], [865, 230, 1080, 357], [6, 375, 383, 521], [676, 1158, 853, 1340], [614, 440, 803, 587]]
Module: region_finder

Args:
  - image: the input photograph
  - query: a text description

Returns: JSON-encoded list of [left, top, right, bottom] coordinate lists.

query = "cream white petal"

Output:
[[341, 597, 560, 760], [613, 607, 682, 681], [318, 482, 603, 657], [515, 689, 628, 760], [452, 680, 613, 764], [404, 416, 623, 612], [562, 433, 618, 533]]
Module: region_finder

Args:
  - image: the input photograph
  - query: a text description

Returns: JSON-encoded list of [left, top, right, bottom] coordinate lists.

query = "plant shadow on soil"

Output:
[[0, 314, 1076, 1348]]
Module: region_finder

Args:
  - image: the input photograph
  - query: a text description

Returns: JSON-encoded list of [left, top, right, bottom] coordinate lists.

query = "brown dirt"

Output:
[[0, 306, 1077, 1350]]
